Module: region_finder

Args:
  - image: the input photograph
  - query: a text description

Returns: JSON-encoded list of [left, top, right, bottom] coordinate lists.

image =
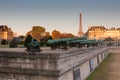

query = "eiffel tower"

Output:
[[78, 13, 84, 37]]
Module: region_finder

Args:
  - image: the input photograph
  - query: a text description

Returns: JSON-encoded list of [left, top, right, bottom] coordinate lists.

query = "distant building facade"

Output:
[[0, 25, 14, 40], [87, 26, 120, 40]]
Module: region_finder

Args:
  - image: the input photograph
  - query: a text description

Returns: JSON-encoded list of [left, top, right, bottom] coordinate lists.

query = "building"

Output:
[[87, 26, 120, 40], [0, 25, 14, 40]]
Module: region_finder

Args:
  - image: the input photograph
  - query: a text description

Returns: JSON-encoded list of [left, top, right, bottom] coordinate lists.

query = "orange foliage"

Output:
[[25, 26, 75, 41], [67, 33, 75, 38], [52, 30, 75, 39], [60, 33, 75, 38], [32, 26, 45, 40], [52, 30, 61, 39], [60, 33, 67, 38], [45, 32, 50, 36]]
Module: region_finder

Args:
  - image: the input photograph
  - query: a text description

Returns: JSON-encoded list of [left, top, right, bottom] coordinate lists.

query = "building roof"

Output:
[[88, 26, 107, 31], [0, 25, 13, 33]]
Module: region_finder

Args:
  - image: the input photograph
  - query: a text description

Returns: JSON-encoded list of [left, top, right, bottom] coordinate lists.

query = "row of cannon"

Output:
[[26, 37, 103, 52], [47, 37, 103, 50]]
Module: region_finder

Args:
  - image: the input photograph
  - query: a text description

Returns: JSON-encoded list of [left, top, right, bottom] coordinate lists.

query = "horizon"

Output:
[[0, 0, 120, 36]]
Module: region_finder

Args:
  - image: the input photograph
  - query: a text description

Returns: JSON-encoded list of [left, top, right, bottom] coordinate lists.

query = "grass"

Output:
[[86, 54, 112, 80], [0, 45, 9, 48], [0, 45, 24, 48]]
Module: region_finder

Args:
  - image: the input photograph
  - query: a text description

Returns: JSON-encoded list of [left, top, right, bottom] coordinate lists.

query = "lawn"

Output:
[[0, 45, 24, 48], [0, 45, 9, 48], [86, 53, 120, 80]]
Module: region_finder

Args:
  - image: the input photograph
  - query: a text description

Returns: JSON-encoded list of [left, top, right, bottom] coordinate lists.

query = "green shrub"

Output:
[[24, 35, 32, 47], [1, 39, 9, 45], [9, 40, 18, 48]]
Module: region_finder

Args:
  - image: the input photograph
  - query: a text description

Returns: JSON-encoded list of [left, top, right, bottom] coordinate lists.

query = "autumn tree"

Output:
[[32, 26, 45, 40], [44, 32, 52, 40], [40, 32, 52, 47], [60, 33, 67, 38], [52, 30, 61, 39], [40, 32, 52, 41], [67, 33, 75, 38], [45, 32, 50, 37], [60, 33, 75, 38]]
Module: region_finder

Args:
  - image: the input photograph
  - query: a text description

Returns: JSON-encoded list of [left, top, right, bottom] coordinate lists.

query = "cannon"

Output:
[[26, 39, 41, 52], [47, 37, 103, 50], [71, 39, 103, 48], [47, 38, 73, 50]]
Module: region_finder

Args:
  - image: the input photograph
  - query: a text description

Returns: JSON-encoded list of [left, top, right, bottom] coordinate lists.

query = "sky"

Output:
[[0, 0, 120, 36]]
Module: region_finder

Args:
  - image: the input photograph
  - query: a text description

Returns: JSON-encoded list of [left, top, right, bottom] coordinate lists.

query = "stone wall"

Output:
[[0, 47, 113, 80], [57, 47, 109, 80]]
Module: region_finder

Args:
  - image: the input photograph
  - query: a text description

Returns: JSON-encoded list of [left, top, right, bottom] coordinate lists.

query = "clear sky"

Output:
[[0, 0, 120, 36]]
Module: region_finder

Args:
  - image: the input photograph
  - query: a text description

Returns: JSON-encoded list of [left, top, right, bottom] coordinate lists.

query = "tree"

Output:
[[1, 39, 9, 45], [32, 26, 45, 40], [67, 33, 75, 38], [19, 35, 25, 40], [9, 39, 18, 48], [24, 34, 33, 47], [17, 35, 25, 44], [40, 32, 52, 47], [60, 33, 75, 38], [45, 32, 50, 36], [44, 32, 52, 40], [60, 33, 67, 38], [52, 30, 61, 39], [104, 37, 114, 41]]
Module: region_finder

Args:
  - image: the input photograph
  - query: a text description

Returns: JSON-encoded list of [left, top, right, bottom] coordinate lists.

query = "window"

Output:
[[101, 53, 104, 60], [89, 59, 94, 72], [73, 68, 81, 80], [97, 56, 100, 64]]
